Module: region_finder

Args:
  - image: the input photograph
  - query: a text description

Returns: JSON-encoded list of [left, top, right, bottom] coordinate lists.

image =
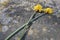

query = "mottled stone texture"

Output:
[[0, 0, 60, 40]]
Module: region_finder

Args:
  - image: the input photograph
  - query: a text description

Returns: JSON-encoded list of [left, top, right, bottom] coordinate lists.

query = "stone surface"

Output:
[[0, 0, 60, 40]]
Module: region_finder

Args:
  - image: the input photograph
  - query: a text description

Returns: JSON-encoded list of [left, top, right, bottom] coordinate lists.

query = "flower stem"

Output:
[[5, 12, 46, 40], [5, 11, 36, 40]]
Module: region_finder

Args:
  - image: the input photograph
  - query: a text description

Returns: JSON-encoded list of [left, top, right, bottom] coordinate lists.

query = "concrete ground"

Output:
[[0, 0, 60, 40]]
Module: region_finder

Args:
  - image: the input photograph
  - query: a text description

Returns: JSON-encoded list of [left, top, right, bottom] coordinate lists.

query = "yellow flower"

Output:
[[43, 8, 53, 14], [33, 4, 43, 12]]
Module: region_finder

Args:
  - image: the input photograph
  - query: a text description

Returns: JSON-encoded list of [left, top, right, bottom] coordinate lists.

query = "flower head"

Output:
[[43, 8, 53, 14], [33, 4, 43, 12]]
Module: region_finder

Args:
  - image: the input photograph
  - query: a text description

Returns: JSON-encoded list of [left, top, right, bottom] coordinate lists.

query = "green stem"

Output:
[[30, 13, 46, 23], [27, 11, 37, 24], [5, 12, 46, 40], [5, 12, 36, 40], [19, 25, 28, 40], [19, 13, 46, 40], [5, 23, 28, 40]]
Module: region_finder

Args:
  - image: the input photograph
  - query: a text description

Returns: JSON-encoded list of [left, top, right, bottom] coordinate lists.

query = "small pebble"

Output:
[[28, 29, 33, 36], [54, 22, 58, 25], [50, 38, 54, 40], [13, 20, 19, 23], [9, 25, 11, 27], [42, 27, 47, 32], [2, 26, 8, 32], [15, 37, 20, 40]]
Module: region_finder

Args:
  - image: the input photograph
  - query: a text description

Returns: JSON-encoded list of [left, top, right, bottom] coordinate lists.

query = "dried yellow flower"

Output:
[[33, 4, 43, 12], [43, 8, 53, 14]]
